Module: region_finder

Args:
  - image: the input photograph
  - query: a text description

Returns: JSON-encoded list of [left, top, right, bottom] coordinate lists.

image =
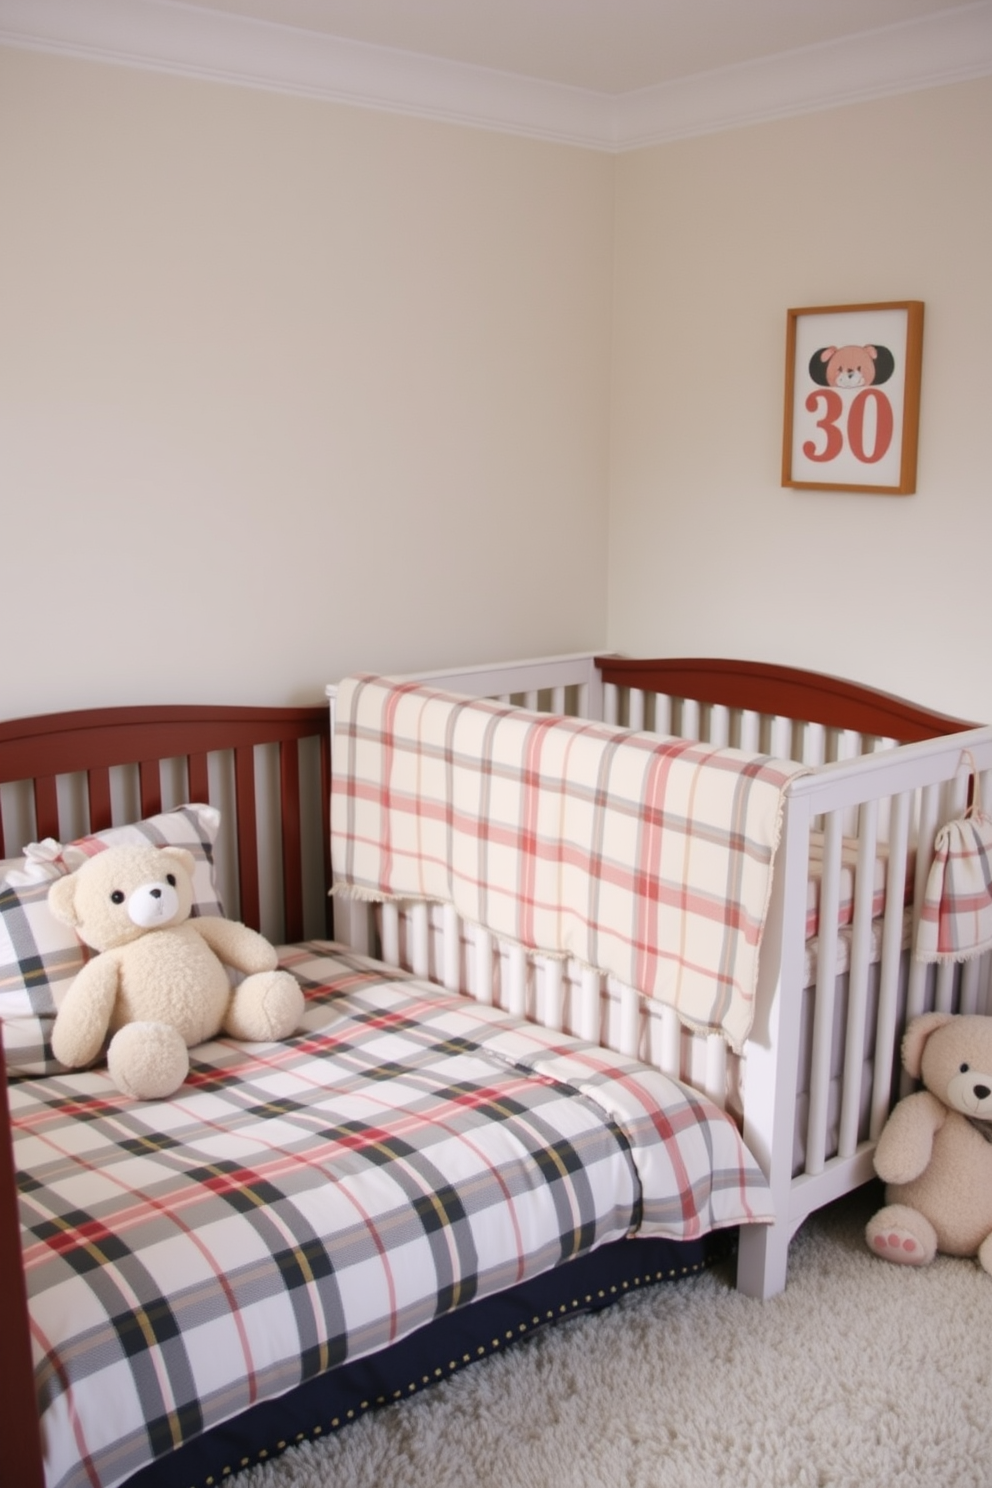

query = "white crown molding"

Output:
[[1, 0, 990, 151], [614, 2, 992, 147]]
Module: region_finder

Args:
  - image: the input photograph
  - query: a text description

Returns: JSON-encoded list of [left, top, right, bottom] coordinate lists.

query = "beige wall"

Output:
[[609, 77, 992, 721], [0, 48, 614, 715], [3, 47, 990, 723]]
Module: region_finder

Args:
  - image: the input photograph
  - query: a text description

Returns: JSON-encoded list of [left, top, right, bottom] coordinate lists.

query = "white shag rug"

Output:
[[239, 1185, 992, 1488]]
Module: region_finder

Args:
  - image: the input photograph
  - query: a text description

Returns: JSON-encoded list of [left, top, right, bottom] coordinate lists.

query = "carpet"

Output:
[[239, 1183, 992, 1488]]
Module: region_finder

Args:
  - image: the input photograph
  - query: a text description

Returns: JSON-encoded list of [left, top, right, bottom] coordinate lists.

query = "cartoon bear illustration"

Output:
[[809, 343, 895, 388]]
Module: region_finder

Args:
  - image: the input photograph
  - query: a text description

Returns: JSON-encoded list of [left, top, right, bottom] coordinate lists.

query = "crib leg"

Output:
[[735, 1221, 791, 1300]]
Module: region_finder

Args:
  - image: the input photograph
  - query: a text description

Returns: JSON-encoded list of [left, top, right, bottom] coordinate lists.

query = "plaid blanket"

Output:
[[332, 676, 807, 1051], [15, 943, 771, 1488]]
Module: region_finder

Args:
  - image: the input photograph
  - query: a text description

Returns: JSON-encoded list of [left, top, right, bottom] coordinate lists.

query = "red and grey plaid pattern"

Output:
[[15, 943, 770, 1488], [0, 805, 223, 1079], [916, 803, 992, 962], [332, 677, 806, 1051]]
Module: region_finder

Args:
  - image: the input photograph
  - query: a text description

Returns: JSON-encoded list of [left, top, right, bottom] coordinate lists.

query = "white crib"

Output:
[[328, 652, 992, 1299]]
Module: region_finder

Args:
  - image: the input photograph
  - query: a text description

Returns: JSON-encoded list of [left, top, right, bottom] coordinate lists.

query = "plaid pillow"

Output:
[[0, 805, 222, 1080]]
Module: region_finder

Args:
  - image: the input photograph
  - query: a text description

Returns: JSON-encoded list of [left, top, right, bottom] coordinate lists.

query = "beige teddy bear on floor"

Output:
[[866, 1011, 992, 1273], [49, 842, 305, 1100]]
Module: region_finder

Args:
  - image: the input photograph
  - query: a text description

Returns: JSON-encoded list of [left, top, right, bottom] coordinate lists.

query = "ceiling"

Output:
[[2, 0, 991, 147], [168, 0, 983, 95]]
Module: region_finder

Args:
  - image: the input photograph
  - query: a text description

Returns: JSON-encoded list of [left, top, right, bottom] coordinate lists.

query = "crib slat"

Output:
[[838, 798, 878, 1158], [542, 958, 564, 1030], [979, 954, 992, 1016], [931, 771, 969, 1018], [410, 902, 430, 978], [188, 750, 210, 805], [770, 714, 792, 761], [507, 944, 527, 1017], [902, 780, 942, 1053], [442, 903, 460, 992], [578, 967, 600, 1041], [709, 705, 730, 749], [618, 983, 640, 1058], [803, 722, 826, 769], [870, 790, 912, 1139], [836, 730, 862, 837], [805, 809, 844, 1174], [739, 710, 760, 754], [653, 693, 672, 737], [380, 901, 400, 968], [935, 961, 957, 1015], [704, 1034, 728, 1109], [628, 689, 645, 733], [603, 683, 619, 727], [659, 1003, 681, 1080], [681, 698, 701, 743], [474, 927, 494, 1004], [961, 955, 983, 1015]]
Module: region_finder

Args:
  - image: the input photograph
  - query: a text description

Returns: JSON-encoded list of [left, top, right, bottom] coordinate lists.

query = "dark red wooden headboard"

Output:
[[0, 701, 333, 1488]]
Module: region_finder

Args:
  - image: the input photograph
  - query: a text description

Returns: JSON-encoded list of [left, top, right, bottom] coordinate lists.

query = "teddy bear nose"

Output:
[[150, 888, 162, 899], [975, 1084, 991, 1101]]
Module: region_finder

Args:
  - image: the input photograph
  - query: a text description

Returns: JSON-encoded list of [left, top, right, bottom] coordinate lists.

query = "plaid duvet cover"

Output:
[[14, 944, 771, 1488]]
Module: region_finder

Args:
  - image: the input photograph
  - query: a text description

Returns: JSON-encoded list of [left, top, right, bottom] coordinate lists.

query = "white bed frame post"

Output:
[[735, 790, 814, 1299]]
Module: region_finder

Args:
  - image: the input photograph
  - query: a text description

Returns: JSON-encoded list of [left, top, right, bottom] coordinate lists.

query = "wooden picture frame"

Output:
[[782, 301, 924, 494]]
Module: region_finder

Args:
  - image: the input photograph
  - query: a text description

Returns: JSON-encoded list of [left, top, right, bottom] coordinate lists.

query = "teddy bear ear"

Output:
[[160, 846, 196, 877], [48, 872, 81, 928], [901, 1011, 954, 1078]]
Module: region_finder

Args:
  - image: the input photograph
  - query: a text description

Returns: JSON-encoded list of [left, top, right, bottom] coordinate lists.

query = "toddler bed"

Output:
[[2, 658, 990, 1488], [0, 694, 767, 1488]]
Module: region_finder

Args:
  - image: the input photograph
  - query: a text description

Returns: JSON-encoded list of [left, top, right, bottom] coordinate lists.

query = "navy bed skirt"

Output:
[[123, 1229, 736, 1487]]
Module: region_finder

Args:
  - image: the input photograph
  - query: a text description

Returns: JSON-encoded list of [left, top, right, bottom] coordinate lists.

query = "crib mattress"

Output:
[[13, 942, 771, 1488]]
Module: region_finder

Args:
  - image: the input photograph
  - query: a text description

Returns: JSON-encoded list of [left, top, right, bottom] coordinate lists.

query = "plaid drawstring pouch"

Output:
[[915, 752, 992, 963]]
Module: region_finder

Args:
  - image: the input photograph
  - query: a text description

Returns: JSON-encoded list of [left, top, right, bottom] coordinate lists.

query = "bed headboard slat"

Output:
[[138, 758, 163, 820], [280, 740, 304, 944], [33, 775, 60, 841], [188, 750, 210, 804], [87, 766, 114, 833], [234, 744, 261, 933]]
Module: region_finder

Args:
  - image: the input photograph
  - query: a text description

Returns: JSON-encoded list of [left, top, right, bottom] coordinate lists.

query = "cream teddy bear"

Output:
[[866, 1011, 992, 1272], [49, 842, 304, 1100]]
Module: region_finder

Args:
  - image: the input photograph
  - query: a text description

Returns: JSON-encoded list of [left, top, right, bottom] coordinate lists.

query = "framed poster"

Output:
[[782, 301, 924, 494]]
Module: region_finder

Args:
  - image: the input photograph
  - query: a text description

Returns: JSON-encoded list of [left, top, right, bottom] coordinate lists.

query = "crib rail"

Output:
[[594, 656, 978, 749]]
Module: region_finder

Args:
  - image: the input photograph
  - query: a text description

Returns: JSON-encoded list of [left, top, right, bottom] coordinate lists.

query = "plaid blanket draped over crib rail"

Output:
[[331, 676, 808, 1051]]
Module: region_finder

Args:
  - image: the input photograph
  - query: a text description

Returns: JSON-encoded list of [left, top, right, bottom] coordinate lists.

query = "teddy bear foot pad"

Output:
[[870, 1229, 929, 1264], [865, 1205, 937, 1266]]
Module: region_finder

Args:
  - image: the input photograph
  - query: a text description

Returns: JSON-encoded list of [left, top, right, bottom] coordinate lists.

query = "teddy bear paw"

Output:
[[223, 970, 304, 1042], [107, 1021, 190, 1101], [865, 1205, 937, 1267]]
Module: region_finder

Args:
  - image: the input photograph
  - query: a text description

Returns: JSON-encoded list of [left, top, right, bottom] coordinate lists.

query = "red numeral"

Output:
[[802, 389, 894, 465], [847, 389, 893, 464], [803, 391, 844, 462]]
